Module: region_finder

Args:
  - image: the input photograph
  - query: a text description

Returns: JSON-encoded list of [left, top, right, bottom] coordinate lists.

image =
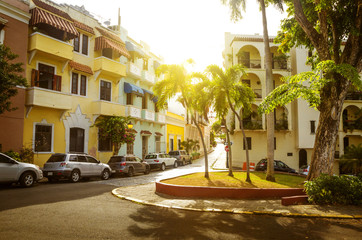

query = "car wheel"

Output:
[[160, 163, 166, 171], [19, 172, 35, 187], [70, 170, 80, 183], [144, 167, 150, 175], [101, 169, 110, 180], [127, 167, 134, 177], [182, 159, 186, 166], [174, 161, 178, 168]]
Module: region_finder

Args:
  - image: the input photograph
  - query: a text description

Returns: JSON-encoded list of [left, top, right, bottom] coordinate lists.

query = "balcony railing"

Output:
[[243, 120, 263, 130], [142, 109, 155, 121], [127, 62, 142, 79], [155, 113, 166, 124], [92, 101, 125, 116], [253, 89, 262, 98], [275, 120, 288, 130], [26, 87, 71, 110], [238, 59, 261, 69], [125, 105, 141, 119], [142, 70, 155, 84], [343, 120, 362, 131], [345, 92, 362, 100], [272, 59, 288, 70], [31, 69, 61, 91], [94, 57, 126, 78]]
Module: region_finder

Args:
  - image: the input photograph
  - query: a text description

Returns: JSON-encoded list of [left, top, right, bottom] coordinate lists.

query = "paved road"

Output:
[[0, 146, 361, 239]]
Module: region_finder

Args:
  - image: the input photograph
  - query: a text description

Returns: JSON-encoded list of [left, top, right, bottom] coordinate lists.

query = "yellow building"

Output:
[[23, 0, 165, 166], [166, 112, 186, 153]]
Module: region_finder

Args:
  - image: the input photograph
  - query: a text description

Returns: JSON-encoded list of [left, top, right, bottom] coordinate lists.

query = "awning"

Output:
[[155, 132, 163, 136], [142, 89, 158, 103], [95, 36, 130, 59], [141, 130, 152, 135], [125, 41, 145, 58], [73, 20, 94, 35], [30, 7, 78, 39], [69, 61, 93, 75], [124, 82, 144, 96], [152, 96, 158, 103]]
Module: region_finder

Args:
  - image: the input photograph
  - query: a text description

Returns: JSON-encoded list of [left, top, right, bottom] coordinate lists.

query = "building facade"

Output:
[[223, 32, 361, 173], [22, 0, 165, 166], [0, 0, 30, 153]]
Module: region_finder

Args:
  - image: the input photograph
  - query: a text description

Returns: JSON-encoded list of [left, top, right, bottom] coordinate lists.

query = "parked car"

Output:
[[299, 165, 310, 176], [0, 152, 43, 187], [107, 155, 150, 177], [144, 153, 178, 170], [42, 153, 111, 183], [255, 159, 296, 173], [168, 150, 191, 165]]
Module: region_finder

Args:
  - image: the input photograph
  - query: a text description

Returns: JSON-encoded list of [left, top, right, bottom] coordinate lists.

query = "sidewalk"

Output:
[[112, 149, 362, 219]]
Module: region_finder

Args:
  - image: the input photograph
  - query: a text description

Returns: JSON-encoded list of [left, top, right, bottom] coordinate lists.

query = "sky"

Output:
[[53, 0, 287, 72]]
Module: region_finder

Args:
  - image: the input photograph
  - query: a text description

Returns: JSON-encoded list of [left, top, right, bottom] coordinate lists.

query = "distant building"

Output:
[[223, 32, 361, 173]]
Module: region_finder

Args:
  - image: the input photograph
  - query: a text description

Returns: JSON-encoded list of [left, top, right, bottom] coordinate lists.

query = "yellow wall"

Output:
[[166, 124, 184, 153]]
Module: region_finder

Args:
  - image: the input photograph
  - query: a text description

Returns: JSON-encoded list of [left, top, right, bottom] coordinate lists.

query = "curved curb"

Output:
[[111, 189, 361, 219]]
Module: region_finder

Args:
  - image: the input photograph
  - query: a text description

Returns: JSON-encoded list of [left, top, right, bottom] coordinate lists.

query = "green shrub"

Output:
[[304, 174, 362, 205], [191, 152, 200, 160], [3, 147, 34, 163], [3, 150, 20, 161]]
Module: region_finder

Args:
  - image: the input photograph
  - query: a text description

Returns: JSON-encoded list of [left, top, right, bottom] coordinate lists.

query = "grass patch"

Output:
[[161, 172, 306, 188]]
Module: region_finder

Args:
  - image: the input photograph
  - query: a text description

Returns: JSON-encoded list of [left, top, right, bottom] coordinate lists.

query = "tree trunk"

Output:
[[226, 94, 251, 183], [260, 0, 275, 182], [192, 114, 209, 178], [224, 123, 233, 177], [307, 78, 350, 180]]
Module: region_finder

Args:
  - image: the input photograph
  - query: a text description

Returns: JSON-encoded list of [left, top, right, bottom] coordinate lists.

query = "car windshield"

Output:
[[145, 155, 157, 159], [47, 154, 66, 162], [108, 156, 125, 163]]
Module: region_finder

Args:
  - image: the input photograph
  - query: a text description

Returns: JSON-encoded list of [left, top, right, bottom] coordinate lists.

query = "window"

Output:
[[35, 124, 52, 152], [142, 94, 148, 109], [69, 128, 84, 153], [98, 130, 112, 151], [0, 29, 5, 44], [154, 102, 159, 113], [310, 120, 316, 134], [170, 138, 174, 151], [71, 72, 87, 96], [155, 136, 161, 152], [74, 33, 89, 56], [82, 35, 88, 55], [242, 79, 251, 87], [37, 63, 58, 90], [126, 93, 133, 105], [143, 58, 148, 70], [274, 137, 276, 150], [178, 138, 181, 150], [238, 51, 250, 68], [77, 155, 87, 162], [243, 137, 251, 150], [87, 156, 98, 163], [100, 80, 111, 101], [127, 143, 134, 155]]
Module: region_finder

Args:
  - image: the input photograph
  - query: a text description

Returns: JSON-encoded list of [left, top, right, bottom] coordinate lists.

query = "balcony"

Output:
[[125, 105, 141, 119], [142, 70, 155, 85], [26, 87, 71, 110], [142, 109, 155, 121], [28, 32, 73, 61], [275, 120, 288, 131], [272, 59, 288, 70], [155, 113, 166, 124], [239, 59, 261, 69], [253, 89, 262, 98], [92, 101, 125, 116], [243, 120, 263, 130], [343, 120, 362, 132], [94, 57, 126, 78], [127, 62, 142, 79]]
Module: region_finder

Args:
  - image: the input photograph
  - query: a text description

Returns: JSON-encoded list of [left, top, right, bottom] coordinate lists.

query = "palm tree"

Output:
[[207, 64, 254, 182], [181, 139, 193, 154], [154, 64, 211, 178], [221, 0, 284, 182]]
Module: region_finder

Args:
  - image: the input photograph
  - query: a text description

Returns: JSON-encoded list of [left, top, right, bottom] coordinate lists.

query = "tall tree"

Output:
[[221, 0, 283, 181], [260, 0, 362, 180], [207, 65, 255, 181], [0, 44, 27, 114], [154, 64, 211, 178]]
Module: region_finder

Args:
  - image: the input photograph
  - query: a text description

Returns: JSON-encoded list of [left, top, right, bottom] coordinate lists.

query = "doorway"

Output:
[[298, 149, 307, 168], [70, 128, 85, 153], [142, 136, 148, 160]]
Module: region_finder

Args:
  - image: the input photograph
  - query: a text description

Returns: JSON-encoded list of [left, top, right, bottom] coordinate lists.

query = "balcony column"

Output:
[[339, 134, 345, 156], [287, 103, 292, 131]]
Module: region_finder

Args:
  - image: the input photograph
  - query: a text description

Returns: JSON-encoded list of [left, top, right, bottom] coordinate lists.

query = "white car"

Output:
[[0, 152, 43, 187], [299, 165, 310, 176], [144, 153, 178, 171]]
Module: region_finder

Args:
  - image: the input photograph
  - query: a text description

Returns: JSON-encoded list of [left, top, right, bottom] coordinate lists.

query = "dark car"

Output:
[[255, 159, 296, 173], [107, 155, 150, 177], [168, 150, 191, 165]]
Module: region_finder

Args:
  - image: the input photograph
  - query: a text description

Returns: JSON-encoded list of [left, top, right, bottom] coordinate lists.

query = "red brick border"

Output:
[[156, 181, 305, 199]]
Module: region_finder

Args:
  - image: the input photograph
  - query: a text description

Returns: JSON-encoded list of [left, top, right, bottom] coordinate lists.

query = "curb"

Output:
[[111, 189, 361, 219]]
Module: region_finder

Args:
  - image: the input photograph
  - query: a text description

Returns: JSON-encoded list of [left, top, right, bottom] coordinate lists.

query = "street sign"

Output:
[[225, 145, 229, 152]]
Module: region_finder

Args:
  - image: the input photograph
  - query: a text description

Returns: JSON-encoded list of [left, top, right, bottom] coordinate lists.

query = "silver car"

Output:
[[144, 153, 178, 170], [43, 153, 111, 183], [0, 152, 43, 187]]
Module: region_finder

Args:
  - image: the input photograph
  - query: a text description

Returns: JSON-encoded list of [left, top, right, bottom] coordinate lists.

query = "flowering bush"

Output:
[[124, 129, 136, 144]]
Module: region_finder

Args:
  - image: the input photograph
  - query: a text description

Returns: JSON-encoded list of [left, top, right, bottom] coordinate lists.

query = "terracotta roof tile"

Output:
[[95, 27, 124, 44], [69, 61, 93, 75], [141, 130, 152, 135]]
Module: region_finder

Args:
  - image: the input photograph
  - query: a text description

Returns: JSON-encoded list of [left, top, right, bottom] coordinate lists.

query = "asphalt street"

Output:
[[0, 146, 361, 239]]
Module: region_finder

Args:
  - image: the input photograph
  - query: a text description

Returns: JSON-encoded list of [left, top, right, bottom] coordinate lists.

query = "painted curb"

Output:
[[111, 189, 361, 219]]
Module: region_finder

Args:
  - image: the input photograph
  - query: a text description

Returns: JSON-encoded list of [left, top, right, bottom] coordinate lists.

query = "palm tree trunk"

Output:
[[192, 114, 209, 178], [224, 122, 233, 177], [260, 0, 275, 182], [226, 94, 251, 183]]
